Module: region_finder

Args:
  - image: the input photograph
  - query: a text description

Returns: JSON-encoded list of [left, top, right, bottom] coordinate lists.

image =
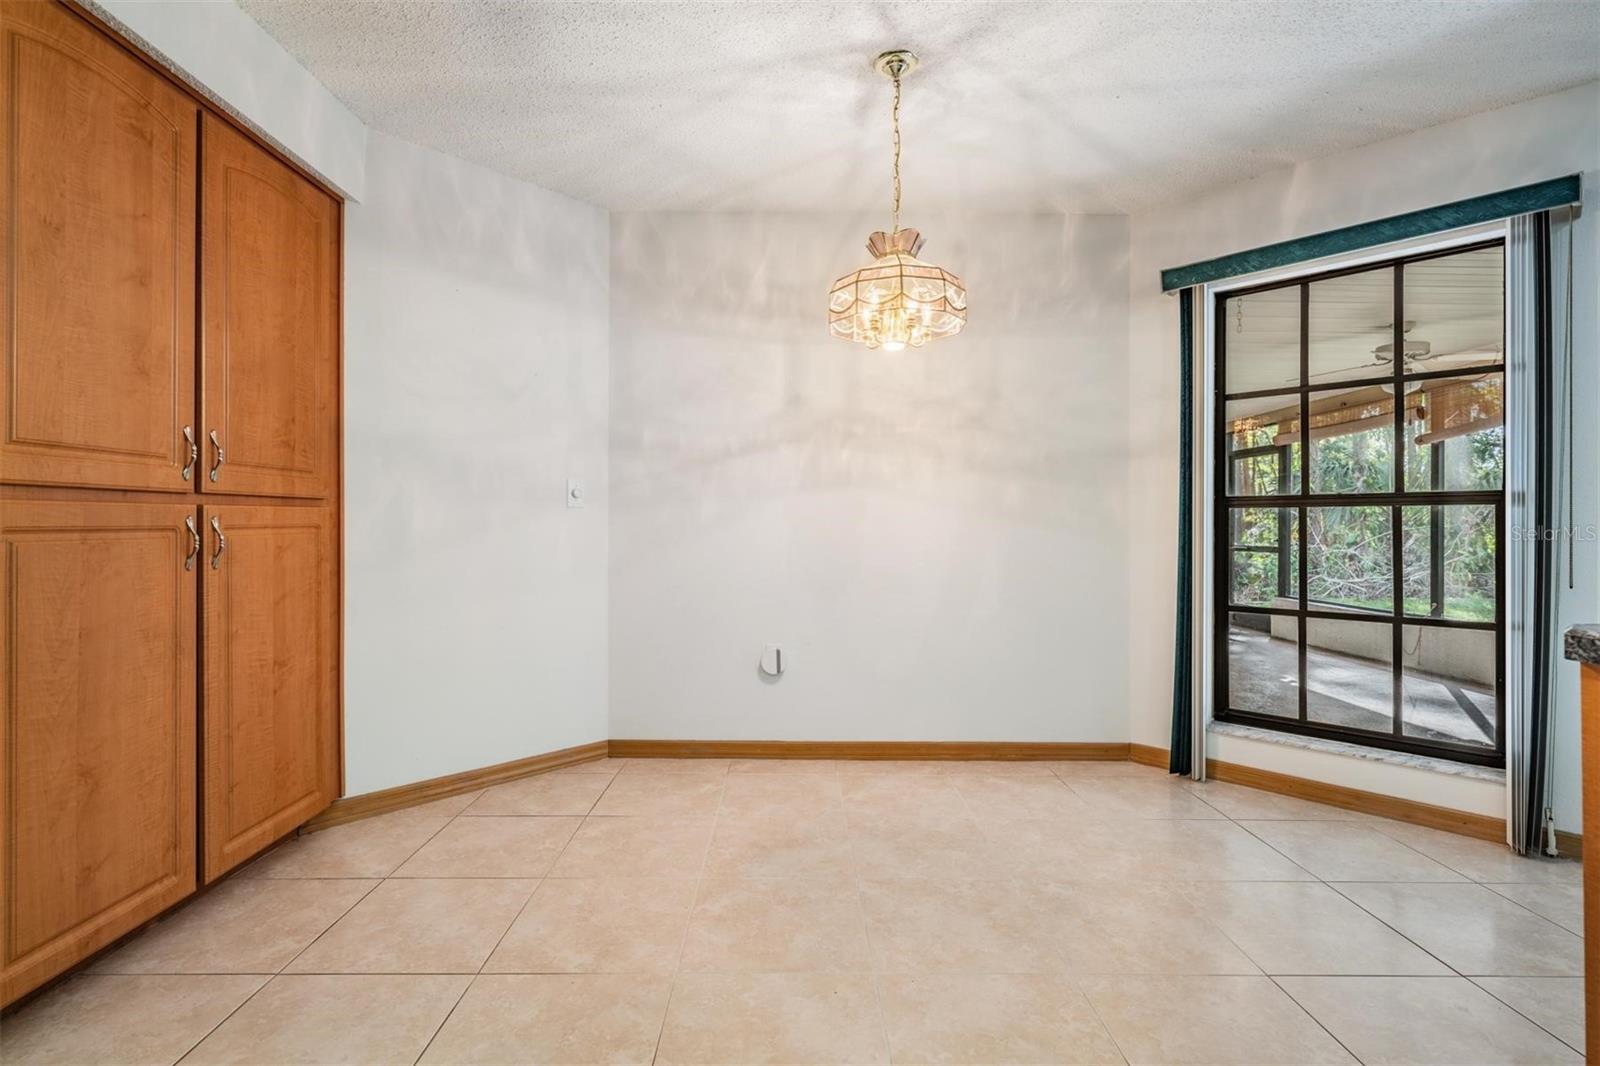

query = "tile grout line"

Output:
[[649, 768, 724, 1066], [170, 806, 463, 1066], [1219, 790, 1470, 984], [851, 824, 893, 1065], [313, 803, 474, 1066], [1463, 974, 1587, 1056], [1478, 880, 1586, 934], [1360, 821, 1499, 881], [1201, 779, 1432, 1064], [1263, 973, 1368, 1064], [411, 774, 609, 1066], [1071, 977, 1137, 1066], [1196, 776, 1480, 998], [1322, 876, 1584, 979]]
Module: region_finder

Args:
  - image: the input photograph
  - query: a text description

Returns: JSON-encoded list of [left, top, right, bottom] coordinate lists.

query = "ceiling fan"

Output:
[[1306, 320, 1501, 381]]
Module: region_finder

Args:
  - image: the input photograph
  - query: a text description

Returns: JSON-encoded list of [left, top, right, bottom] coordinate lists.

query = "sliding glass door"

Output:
[[1214, 241, 1505, 766]]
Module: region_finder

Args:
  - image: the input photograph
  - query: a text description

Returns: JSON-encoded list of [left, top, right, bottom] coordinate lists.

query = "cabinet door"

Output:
[[1, 500, 198, 1005], [200, 114, 337, 499], [0, 1, 198, 491], [201, 504, 337, 881]]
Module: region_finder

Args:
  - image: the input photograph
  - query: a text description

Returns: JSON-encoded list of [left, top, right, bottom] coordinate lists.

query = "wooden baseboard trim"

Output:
[[1555, 829, 1583, 859], [305, 737, 1518, 849], [1128, 743, 1169, 769], [303, 740, 610, 831], [1130, 742, 1506, 842], [1206, 758, 1506, 842], [606, 739, 1131, 761]]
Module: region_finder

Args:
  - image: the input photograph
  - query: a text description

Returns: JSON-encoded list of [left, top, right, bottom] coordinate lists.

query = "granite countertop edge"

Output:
[[1564, 624, 1600, 665]]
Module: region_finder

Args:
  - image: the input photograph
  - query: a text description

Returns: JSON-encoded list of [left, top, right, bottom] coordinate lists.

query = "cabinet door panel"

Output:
[[1, 501, 197, 1005], [200, 115, 337, 499], [0, 1, 198, 490], [201, 504, 336, 881]]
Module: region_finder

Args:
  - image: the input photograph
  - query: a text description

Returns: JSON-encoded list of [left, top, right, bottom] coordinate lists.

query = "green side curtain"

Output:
[[1522, 212, 1556, 854], [1169, 289, 1194, 776]]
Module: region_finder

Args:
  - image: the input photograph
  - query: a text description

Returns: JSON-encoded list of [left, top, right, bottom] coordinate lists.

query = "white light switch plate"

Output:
[[566, 478, 585, 508]]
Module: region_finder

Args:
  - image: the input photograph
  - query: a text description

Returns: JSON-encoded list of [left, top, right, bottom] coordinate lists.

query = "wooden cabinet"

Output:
[[201, 505, 338, 881], [0, 501, 198, 1004], [0, 2, 342, 1005], [1580, 660, 1599, 1062], [201, 114, 338, 500], [0, 0, 198, 491]]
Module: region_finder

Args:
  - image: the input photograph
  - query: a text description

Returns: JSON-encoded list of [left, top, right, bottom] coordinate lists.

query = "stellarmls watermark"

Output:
[[1509, 524, 1598, 542]]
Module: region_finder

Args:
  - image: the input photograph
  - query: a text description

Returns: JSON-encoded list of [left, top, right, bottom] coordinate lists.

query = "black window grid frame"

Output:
[[1212, 239, 1507, 768]]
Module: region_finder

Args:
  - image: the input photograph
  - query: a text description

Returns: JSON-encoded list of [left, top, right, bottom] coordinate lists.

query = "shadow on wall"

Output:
[[348, 134, 610, 555], [608, 210, 1132, 538]]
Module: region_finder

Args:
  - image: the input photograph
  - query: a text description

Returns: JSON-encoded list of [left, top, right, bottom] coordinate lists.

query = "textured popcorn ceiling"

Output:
[[236, 0, 1600, 213]]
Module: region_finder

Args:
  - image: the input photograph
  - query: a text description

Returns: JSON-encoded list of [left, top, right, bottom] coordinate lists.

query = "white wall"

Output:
[[84, 0, 366, 198], [342, 131, 609, 795], [608, 212, 1131, 742], [1126, 82, 1600, 829]]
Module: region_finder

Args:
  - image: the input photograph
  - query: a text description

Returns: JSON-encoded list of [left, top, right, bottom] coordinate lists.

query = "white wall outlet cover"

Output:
[[759, 644, 784, 676], [566, 478, 585, 508]]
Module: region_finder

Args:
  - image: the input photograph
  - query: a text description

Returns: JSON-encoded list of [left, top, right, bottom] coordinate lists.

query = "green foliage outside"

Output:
[[1231, 423, 1500, 622]]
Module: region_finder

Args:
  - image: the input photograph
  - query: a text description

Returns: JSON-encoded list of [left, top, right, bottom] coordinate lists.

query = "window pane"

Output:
[[1402, 505, 1497, 622], [1401, 625, 1497, 748], [1230, 507, 1298, 607], [1224, 286, 1300, 393], [1232, 505, 1280, 548], [1305, 617, 1394, 734], [1308, 506, 1392, 614], [1404, 375, 1504, 491], [1225, 395, 1300, 495], [1232, 451, 1280, 496], [1402, 245, 1504, 375], [1309, 266, 1394, 386], [1231, 551, 1279, 608], [1226, 611, 1299, 718], [1306, 384, 1395, 493]]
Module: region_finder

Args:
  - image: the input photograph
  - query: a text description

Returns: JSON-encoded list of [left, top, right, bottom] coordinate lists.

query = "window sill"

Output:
[[1207, 720, 1506, 783]]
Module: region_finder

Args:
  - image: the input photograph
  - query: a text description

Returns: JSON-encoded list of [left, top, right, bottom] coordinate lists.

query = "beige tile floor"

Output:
[[1, 759, 1584, 1065]]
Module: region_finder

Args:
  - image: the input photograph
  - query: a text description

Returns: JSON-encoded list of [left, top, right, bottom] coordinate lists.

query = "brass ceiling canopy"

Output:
[[872, 49, 918, 80]]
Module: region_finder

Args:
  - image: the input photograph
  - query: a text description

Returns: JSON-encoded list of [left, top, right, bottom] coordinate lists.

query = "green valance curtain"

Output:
[[1160, 175, 1579, 292]]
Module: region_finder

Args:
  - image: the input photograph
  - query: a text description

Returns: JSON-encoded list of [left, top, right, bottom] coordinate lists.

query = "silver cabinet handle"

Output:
[[184, 515, 200, 571], [210, 516, 226, 569], [209, 430, 225, 482], [181, 426, 197, 481]]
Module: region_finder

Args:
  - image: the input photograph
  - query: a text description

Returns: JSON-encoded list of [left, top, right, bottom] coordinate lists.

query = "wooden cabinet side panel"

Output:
[[0, 0, 197, 491], [1582, 663, 1599, 1063], [201, 504, 336, 881], [200, 114, 337, 500], [1, 501, 197, 1005]]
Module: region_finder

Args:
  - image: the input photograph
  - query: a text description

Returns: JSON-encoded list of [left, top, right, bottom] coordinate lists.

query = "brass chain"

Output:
[[891, 69, 901, 235]]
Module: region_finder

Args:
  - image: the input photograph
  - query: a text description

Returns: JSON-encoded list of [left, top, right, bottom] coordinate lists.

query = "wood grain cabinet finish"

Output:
[[200, 504, 337, 882], [0, 0, 198, 491], [1, 501, 198, 1004], [201, 113, 338, 500], [0, 3, 342, 1004], [1582, 662, 1599, 1062]]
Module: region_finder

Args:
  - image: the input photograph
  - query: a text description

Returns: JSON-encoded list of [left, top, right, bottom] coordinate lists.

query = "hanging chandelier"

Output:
[[828, 50, 966, 351]]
